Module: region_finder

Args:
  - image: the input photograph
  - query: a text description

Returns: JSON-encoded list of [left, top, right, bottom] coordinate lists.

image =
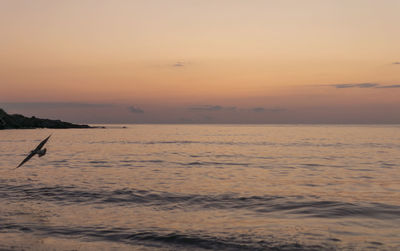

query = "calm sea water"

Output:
[[0, 125, 399, 250]]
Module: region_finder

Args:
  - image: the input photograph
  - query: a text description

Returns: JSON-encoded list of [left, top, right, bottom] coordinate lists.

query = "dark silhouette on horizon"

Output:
[[0, 108, 91, 129]]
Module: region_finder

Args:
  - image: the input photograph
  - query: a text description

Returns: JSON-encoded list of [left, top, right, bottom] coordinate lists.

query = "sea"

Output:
[[0, 125, 399, 250]]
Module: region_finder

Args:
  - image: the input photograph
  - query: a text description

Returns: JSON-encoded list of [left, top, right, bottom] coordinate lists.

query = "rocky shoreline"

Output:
[[0, 108, 92, 129]]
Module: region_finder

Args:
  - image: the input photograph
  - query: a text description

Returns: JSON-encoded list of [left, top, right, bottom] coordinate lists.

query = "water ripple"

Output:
[[0, 222, 325, 250], [1, 184, 399, 220]]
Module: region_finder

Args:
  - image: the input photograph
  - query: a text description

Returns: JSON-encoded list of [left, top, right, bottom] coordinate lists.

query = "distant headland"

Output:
[[0, 108, 92, 129]]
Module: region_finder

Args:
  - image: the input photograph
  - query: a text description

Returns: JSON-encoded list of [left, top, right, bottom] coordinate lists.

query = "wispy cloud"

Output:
[[326, 83, 400, 89], [251, 107, 286, 113], [173, 61, 185, 67], [329, 83, 379, 89], [393, 62, 400, 65], [128, 105, 144, 113], [252, 107, 265, 112], [203, 115, 215, 121], [225, 106, 237, 111], [375, 84, 400, 89], [189, 105, 222, 111], [188, 105, 236, 111], [179, 117, 193, 123]]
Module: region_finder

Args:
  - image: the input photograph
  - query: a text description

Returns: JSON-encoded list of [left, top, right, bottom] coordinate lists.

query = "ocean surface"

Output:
[[0, 125, 399, 250]]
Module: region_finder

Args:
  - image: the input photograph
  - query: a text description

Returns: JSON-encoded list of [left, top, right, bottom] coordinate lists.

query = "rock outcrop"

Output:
[[0, 108, 91, 129]]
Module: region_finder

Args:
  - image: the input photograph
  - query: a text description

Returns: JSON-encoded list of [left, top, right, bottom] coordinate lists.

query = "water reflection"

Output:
[[0, 125, 399, 250]]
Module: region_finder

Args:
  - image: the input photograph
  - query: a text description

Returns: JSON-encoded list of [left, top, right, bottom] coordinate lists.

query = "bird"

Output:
[[17, 135, 51, 168]]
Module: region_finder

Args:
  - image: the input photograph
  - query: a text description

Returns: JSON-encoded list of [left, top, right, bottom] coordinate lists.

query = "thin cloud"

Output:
[[225, 106, 237, 111], [203, 115, 215, 121], [392, 62, 400, 65], [330, 83, 379, 89], [325, 83, 400, 89], [189, 105, 222, 111], [252, 107, 265, 112], [128, 105, 144, 113], [252, 107, 286, 113], [375, 85, 400, 89], [173, 61, 185, 67], [179, 117, 193, 123], [188, 105, 236, 112]]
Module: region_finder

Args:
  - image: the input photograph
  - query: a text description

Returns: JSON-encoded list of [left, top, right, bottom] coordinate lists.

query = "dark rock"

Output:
[[0, 108, 91, 129]]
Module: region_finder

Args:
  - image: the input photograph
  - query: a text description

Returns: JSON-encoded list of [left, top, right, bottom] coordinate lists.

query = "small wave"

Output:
[[302, 163, 324, 167], [181, 161, 249, 167], [1, 185, 399, 220], [89, 160, 108, 164], [0, 222, 324, 250]]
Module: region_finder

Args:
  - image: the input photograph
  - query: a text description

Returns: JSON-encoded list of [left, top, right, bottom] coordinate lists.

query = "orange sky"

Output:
[[0, 0, 399, 123]]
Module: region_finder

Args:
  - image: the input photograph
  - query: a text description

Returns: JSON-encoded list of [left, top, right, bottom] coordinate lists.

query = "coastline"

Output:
[[0, 108, 93, 130]]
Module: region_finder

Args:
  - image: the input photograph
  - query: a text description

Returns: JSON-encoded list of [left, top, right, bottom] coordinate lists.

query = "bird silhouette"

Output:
[[17, 135, 51, 168]]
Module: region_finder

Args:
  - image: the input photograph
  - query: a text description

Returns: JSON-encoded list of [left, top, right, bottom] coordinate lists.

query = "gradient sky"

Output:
[[1, 0, 399, 123]]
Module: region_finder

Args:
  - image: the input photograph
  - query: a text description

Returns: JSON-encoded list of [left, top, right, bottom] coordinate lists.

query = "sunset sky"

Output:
[[1, 0, 399, 123]]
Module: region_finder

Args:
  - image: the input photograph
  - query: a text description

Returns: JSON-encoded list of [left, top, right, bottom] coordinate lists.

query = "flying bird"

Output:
[[17, 135, 51, 168]]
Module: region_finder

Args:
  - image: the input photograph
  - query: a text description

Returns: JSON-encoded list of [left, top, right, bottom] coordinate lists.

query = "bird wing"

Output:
[[16, 151, 36, 168], [34, 135, 51, 151]]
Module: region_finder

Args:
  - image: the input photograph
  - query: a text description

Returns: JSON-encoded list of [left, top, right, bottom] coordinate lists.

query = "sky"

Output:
[[0, 0, 399, 123]]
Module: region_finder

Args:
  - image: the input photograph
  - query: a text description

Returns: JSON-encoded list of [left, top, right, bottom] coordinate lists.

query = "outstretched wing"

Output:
[[16, 135, 52, 168], [34, 135, 51, 151], [16, 151, 36, 168]]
